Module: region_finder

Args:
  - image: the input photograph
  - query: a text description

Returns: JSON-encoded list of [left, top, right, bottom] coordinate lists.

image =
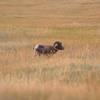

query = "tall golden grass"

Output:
[[0, 29, 100, 100], [0, 0, 100, 99]]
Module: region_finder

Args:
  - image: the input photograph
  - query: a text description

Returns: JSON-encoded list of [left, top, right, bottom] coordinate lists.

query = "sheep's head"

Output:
[[53, 41, 64, 50]]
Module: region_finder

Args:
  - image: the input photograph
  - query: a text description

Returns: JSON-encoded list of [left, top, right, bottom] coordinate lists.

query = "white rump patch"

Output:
[[34, 44, 40, 50]]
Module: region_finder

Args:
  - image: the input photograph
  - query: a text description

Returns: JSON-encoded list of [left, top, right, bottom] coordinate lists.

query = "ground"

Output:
[[0, 0, 100, 100]]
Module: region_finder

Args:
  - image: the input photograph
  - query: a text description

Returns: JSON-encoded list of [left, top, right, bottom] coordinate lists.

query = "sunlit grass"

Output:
[[0, 0, 100, 99], [0, 27, 100, 99]]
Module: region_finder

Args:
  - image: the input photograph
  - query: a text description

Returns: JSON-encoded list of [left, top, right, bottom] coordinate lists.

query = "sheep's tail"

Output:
[[33, 47, 34, 50]]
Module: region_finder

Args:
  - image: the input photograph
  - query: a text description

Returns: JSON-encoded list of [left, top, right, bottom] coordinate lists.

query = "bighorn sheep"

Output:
[[33, 41, 64, 56]]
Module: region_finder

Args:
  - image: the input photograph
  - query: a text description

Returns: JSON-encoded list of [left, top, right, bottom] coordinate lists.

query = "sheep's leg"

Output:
[[38, 52, 41, 57], [34, 50, 37, 56]]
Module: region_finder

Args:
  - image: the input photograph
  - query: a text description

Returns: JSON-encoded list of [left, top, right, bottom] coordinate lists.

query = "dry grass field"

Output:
[[0, 0, 100, 100]]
